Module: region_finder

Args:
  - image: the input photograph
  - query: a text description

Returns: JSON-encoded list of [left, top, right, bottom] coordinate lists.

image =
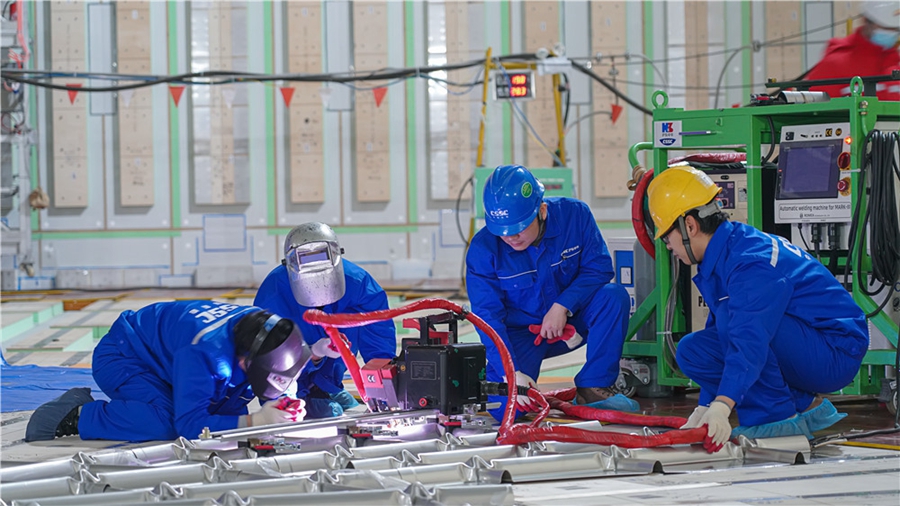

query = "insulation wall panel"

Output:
[[522, 1, 561, 169], [286, 2, 325, 204], [590, 1, 630, 197], [49, 1, 89, 208], [765, 2, 802, 84], [353, 2, 391, 203], [190, 2, 250, 205], [428, 1, 478, 201], [683, 1, 710, 111], [116, 1, 154, 207]]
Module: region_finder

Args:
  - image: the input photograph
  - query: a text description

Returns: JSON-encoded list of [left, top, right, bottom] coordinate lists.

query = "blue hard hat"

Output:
[[483, 165, 545, 236]]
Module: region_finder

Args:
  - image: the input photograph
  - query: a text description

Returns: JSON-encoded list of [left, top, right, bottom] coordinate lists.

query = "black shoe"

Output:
[[24, 387, 93, 442], [55, 406, 81, 437]]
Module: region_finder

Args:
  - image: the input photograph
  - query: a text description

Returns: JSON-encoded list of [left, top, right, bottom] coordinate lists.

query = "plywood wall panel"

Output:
[[426, 2, 478, 201], [286, 2, 326, 203], [353, 1, 391, 203], [590, 1, 630, 197], [116, 0, 154, 207], [765, 2, 803, 83], [191, 3, 249, 205], [49, 1, 89, 208], [683, 1, 710, 111], [523, 1, 560, 168]]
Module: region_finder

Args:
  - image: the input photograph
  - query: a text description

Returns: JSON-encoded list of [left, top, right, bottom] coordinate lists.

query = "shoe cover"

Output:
[[731, 414, 814, 441], [573, 393, 640, 412], [24, 387, 94, 442], [799, 398, 847, 433], [329, 390, 360, 410], [305, 397, 344, 419]]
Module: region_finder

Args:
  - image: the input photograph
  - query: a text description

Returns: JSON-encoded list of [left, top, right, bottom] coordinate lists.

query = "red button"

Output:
[[837, 152, 851, 170], [837, 179, 849, 192]]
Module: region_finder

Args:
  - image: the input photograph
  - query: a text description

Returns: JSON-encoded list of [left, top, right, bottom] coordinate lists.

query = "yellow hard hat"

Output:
[[647, 166, 722, 239]]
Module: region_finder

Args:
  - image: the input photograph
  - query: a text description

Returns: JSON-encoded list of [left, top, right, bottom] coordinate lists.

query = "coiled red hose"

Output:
[[631, 169, 656, 259], [304, 298, 707, 449]]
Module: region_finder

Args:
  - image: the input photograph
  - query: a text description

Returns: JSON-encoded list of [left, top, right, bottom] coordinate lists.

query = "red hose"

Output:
[[304, 298, 708, 451], [323, 326, 369, 402], [499, 425, 707, 448], [631, 169, 655, 259], [304, 298, 519, 433]]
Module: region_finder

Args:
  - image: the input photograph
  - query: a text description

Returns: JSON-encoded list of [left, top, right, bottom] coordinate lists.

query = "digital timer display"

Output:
[[495, 71, 534, 100]]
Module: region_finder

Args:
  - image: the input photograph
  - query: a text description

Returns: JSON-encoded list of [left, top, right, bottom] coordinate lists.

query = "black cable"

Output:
[[762, 116, 776, 164], [455, 176, 473, 248], [797, 224, 811, 252], [2, 59, 488, 93], [561, 73, 571, 129], [845, 130, 900, 318], [569, 60, 652, 116]]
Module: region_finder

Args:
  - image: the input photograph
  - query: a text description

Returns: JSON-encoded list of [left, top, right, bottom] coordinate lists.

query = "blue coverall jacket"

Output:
[[81, 301, 261, 441], [676, 221, 868, 426], [254, 260, 396, 398], [466, 197, 630, 419]]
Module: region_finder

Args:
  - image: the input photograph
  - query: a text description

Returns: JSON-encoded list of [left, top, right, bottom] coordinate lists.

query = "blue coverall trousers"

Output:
[[676, 312, 864, 426], [487, 283, 630, 421], [79, 338, 179, 441]]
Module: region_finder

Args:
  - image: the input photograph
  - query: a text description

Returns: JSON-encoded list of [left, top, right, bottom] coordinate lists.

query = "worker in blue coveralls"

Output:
[[466, 164, 636, 421], [647, 166, 868, 446], [254, 222, 396, 419], [24, 301, 312, 442]]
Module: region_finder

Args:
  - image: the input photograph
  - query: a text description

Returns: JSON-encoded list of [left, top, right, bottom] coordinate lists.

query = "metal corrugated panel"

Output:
[[2, 426, 818, 506]]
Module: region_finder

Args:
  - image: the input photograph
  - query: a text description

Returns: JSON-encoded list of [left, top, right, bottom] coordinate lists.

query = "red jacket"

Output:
[[805, 27, 899, 101]]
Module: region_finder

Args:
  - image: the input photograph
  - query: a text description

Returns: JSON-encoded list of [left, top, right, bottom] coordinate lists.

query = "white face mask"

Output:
[[870, 28, 900, 50]]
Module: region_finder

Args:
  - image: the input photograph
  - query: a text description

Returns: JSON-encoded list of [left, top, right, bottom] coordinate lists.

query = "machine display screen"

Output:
[[776, 141, 840, 200]]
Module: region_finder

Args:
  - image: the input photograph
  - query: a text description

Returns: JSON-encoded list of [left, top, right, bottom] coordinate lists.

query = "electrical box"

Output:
[[774, 122, 852, 224], [493, 70, 535, 100]]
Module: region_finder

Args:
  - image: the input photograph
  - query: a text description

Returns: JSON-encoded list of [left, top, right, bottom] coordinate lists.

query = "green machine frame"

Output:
[[624, 79, 899, 395]]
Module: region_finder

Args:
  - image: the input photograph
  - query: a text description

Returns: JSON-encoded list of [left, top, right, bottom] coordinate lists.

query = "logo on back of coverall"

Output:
[[521, 182, 533, 198]]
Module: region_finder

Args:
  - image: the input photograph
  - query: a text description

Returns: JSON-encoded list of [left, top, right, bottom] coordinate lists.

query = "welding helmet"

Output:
[[483, 165, 545, 236], [283, 222, 346, 307], [862, 0, 900, 30], [647, 166, 722, 239], [235, 310, 312, 401]]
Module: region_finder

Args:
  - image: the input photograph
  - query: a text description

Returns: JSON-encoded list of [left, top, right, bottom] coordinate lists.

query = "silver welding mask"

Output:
[[283, 222, 346, 307], [245, 314, 312, 401]]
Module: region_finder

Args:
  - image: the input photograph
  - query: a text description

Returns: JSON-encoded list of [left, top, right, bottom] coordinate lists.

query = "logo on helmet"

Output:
[[521, 182, 533, 198], [489, 209, 509, 218]]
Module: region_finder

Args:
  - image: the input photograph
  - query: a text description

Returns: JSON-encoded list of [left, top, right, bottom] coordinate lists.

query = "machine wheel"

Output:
[[888, 387, 898, 416], [614, 370, 638, 398]]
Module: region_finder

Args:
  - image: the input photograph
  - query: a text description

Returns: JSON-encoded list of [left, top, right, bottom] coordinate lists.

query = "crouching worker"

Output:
[[255, 222, 396, 419], [647, 166, 868, 447], [25, 301, 311, 442], [466, 164, 635, 422]]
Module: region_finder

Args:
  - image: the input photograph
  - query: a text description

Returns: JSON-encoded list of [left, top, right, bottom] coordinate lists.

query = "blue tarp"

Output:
[[0, 352, 107, 412]]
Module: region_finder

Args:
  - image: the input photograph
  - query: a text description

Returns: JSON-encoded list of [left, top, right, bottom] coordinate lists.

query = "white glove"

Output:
[[698, 401, 733, 446], [680, 405, 709, 429], [503, 371, 537, 411], [311, 337, 342, 360], [245, 398, 306, 427]]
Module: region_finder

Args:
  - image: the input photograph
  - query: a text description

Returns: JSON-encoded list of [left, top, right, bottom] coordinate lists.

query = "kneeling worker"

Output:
[[647, 166, 868, 446], [255, 222, 396, 418], [26, 301, 311, 442], [466, 164, 635, 421]]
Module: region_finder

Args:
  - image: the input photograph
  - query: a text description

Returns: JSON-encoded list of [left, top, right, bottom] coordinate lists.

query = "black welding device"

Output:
[[362, 311, 488, 415]]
